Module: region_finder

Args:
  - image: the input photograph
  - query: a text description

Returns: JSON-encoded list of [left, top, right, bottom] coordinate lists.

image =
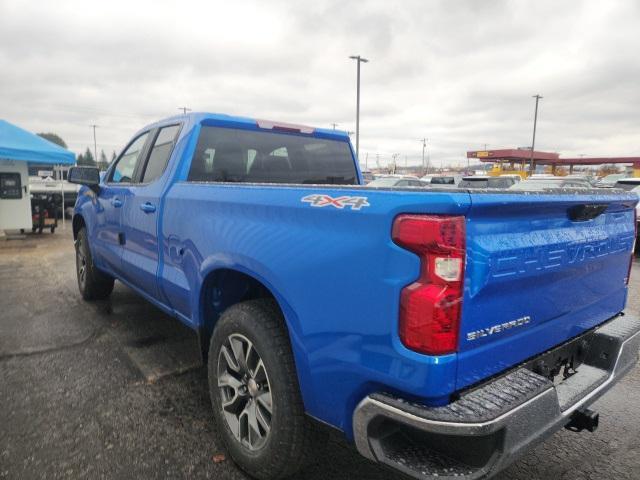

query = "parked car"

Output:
[[368, 175, 425, 187], [613, 178, 640, 191], [458, 175, 516, 189], [566, 174, 597, 186], [499, 174, 522, 183], [424, 174, 462, 186], [510, 177, 592, 191], [596, 173, 627, 188], [68, 112, 640, 480], [360, 170, 376, 184]]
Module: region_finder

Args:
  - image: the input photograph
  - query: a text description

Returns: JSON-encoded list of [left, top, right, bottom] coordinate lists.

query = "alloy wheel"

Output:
[[76, 238, 87, 286], [217, 333, 273, 451]]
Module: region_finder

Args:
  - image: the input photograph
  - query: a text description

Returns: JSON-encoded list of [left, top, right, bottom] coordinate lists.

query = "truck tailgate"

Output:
[[457, 190, 637, 390]]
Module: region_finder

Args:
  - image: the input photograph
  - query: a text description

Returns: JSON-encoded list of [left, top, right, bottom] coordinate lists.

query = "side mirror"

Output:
[[68, 166, 100, 192]]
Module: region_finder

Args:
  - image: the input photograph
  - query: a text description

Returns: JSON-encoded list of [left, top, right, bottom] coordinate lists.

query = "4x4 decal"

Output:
[[301, 194, 370, 210]]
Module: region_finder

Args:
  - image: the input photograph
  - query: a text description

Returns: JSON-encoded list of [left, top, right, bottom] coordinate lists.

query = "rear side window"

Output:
[[459, 179, 488, 188], [614, 181, 640, 191], [488, 178, 513, 188], [431, 177, 453, 185], [142, 125, 180, 183], [188, 126, 357, 185], [110, 132, 150, 184]]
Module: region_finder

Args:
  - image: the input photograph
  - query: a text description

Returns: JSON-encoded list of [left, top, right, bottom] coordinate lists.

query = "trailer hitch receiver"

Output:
[[565, 408, 599, 433]]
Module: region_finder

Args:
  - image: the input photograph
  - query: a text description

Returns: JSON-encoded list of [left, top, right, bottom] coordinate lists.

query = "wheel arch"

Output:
[[197, 265, 298, 342], [195, 262, 313, 411], [72, 213, 86, 240]]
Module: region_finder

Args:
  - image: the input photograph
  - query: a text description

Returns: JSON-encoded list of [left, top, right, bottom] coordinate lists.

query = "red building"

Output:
[[467, 149, 640, 176]]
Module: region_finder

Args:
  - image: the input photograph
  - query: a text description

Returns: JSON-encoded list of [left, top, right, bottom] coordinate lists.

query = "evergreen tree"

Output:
[[77, 152, 85, 165], [78, 147, 96, 166], [111, 151, 117, 162], [98, 150, 109, 171]]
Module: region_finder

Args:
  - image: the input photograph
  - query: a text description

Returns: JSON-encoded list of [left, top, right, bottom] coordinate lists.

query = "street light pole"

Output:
[[349, 55, 368, 161], [529, 94, 543, 174], [90, 124, 98, 165], [420, 138, 426, 173]]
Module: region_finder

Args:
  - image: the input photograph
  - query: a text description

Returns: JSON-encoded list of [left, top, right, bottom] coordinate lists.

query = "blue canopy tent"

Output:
[[0, 120, 75, 232], [0, 120, 75, 165]]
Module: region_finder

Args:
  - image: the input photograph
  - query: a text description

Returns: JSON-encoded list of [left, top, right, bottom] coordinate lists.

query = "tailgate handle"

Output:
[[568, 204, 608, 222]]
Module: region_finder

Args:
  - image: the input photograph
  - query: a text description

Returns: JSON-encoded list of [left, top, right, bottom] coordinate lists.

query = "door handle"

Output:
[[111, 197, 123, 208], [140, 202, 156, 213]]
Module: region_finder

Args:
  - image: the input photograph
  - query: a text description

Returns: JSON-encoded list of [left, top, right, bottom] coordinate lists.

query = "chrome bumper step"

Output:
[[353, 314, 640, 480]]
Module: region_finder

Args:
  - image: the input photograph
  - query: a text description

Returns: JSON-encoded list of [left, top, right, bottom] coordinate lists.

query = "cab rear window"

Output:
[[188, 126, 357, 185]]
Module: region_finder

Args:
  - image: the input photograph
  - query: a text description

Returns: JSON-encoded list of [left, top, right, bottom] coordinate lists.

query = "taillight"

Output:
[[392, 215, 465, 355]]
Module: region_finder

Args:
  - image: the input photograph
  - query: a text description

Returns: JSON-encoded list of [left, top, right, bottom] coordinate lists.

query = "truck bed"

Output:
[[160, 181, 637, 432]]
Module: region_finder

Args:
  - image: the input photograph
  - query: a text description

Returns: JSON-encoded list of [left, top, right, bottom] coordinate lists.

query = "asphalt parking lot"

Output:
[[1, 227, 639, 480]]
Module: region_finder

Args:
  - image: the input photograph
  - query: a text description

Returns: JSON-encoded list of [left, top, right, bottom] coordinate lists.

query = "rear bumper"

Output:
[[353, 313, 640, 480]]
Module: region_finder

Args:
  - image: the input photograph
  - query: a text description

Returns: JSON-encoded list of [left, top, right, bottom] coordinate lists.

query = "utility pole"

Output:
[[420, 138, 427, 172], [529, 94, 543, 174], [391, 153, 400, 174], [349, 55, 369, 161], [331, 123, 339, 130], [178, 106, 191, 115], [90, 124, 98, 165]]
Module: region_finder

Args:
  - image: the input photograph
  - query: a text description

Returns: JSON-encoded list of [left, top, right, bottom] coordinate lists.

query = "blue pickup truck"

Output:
[[68, 112, 640, 480]]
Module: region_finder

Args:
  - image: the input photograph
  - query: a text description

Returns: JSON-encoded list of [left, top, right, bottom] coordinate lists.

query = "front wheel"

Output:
[[208, 299, 321, 479], [75, 227, 114, 300]]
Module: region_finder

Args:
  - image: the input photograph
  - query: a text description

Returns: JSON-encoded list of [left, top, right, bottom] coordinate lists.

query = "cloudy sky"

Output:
[[1, 0, 639, 167]]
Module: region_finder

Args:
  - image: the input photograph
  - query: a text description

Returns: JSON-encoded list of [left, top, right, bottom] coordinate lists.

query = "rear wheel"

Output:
[[208, 299, 321, 479], [75, 227, 114, 300]]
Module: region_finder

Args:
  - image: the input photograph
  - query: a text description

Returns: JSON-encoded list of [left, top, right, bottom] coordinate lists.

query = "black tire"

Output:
[[208, 299, 321, 479], [75, 227, 114, 300]]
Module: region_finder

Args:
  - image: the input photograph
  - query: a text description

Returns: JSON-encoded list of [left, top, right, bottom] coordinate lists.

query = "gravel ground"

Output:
[[1, 228, 639, 480]]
